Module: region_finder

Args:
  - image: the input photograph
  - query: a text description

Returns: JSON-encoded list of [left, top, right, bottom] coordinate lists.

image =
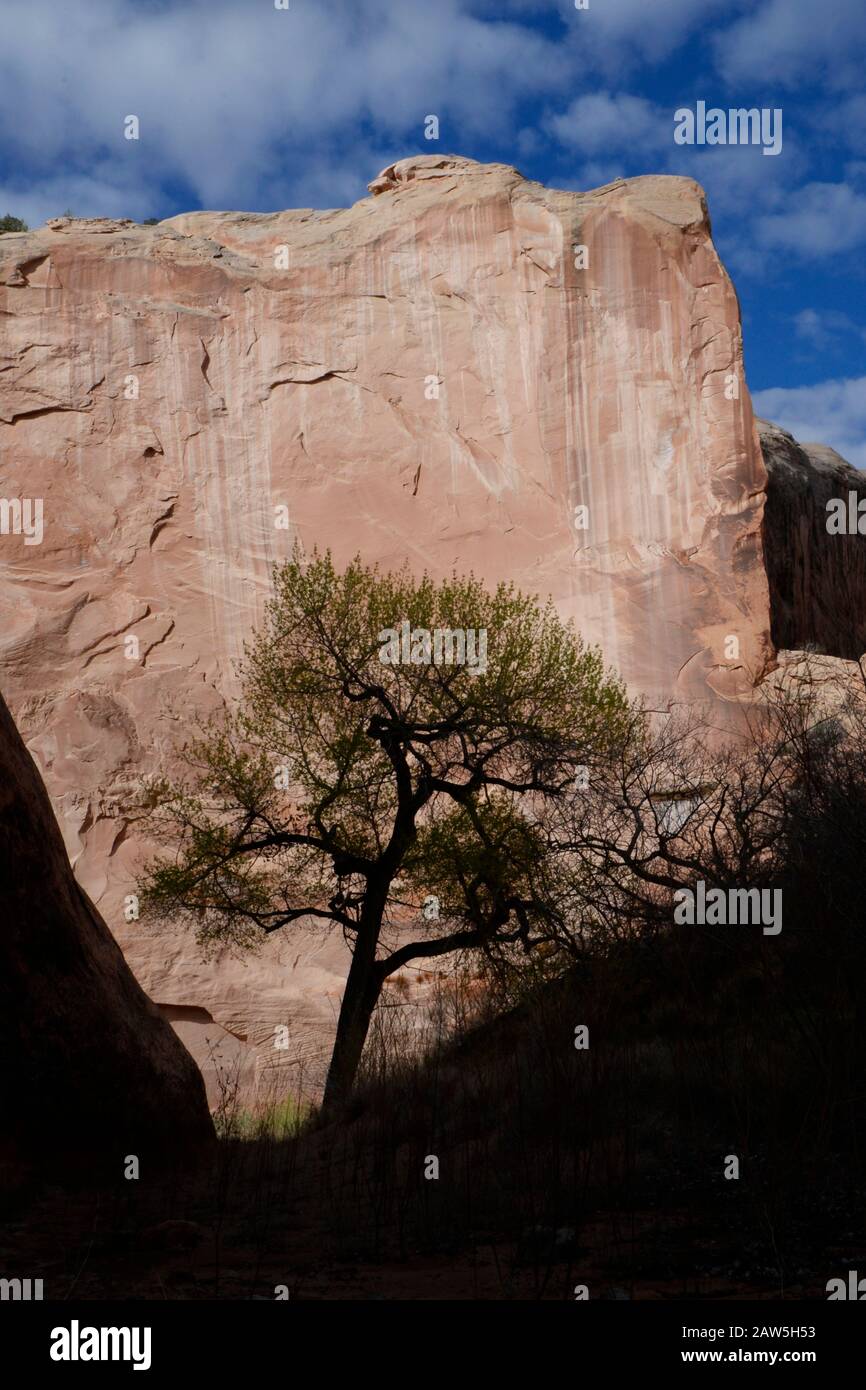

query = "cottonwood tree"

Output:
[[546, 660, 863, 955], [554, 657, 866, 1075], [546, 702, 786, 949], [138, 547, 632, 1112]]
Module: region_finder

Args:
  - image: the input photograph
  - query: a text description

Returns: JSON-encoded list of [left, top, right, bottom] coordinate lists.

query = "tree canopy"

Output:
[[138, 546, 634, 1109]]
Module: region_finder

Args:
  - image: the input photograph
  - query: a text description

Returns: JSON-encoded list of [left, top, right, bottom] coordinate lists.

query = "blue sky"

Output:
[[2, 0, 864, 461]]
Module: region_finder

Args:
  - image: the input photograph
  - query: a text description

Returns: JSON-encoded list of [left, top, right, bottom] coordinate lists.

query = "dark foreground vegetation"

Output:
[[4, 549, 866, 1299], [5, 677, 866, 1300], [2, 931, 864, 1300]]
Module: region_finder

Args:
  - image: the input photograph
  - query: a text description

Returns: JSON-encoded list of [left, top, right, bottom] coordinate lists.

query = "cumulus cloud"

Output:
[[752, 376, 866, 468], [474, 0, 721, 66], [0, 0, 863, 380], [543, 91, 816, 276], [713, 0, 866, 91], [0, 169, 158, 228], [756, 182, 866, 256], [817, 93, 866, 147], [667, 137, 802, 214], [793, 309, 866, 352], [545, 92, 670, 156], [0, 0, 859, 272], [560, 0, 735, 67], [0, 0, 576, 215]]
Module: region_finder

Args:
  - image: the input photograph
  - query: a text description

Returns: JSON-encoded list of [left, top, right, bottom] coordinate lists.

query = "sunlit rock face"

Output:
[[0, 156, 783, 1099]]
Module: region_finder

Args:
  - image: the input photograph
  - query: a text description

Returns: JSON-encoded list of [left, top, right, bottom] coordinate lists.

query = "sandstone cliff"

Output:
[[0, 155, 858, 1101], [0, 687, 213, 1166], [759, 419, 866, 661]]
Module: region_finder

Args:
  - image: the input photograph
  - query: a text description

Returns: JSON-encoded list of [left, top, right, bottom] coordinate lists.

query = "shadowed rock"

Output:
[[0, 688, 213, 1169], [760, 418, 866, 661]]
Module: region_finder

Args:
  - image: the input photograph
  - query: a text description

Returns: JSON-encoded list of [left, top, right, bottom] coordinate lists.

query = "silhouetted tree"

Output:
[[138, 547, 633, 1111]]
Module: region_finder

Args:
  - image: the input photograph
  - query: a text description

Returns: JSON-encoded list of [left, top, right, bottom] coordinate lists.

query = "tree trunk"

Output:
[[321, 926, 383, 1115]]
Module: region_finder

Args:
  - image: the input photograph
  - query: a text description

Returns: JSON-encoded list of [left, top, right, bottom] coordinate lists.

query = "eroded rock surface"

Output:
[[0, 156, 838, 1100]]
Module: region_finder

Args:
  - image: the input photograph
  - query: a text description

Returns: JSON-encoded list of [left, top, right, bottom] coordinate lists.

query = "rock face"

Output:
[[0, 687, 213, 1166], [0, 154, 854, 1101], [759, 419, 866, 661]]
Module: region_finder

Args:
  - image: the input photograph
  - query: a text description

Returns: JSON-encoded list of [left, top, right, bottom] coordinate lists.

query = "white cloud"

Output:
[[0, 169, 158, 228], [666, 136, 807, 275], [544, 90, 809, 207], [546, 92, 669, 156], [554, 0, 734, 66], [752, 376, 866, 468], [793, 308, 866, 352], [544, 92, 815, 277], [818, 93, 866, 147], [561, 159, 629, 192], [474, 0, 720, 65], [0, 0, 577, 214], [667, 136, 803, 216], [713, 0, 866, 91], [756, 182, 866, 256]]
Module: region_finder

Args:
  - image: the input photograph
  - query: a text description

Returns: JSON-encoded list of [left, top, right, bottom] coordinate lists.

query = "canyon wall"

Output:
[[0, 155, 844, 1102], [0, 687, 212, 1165], [759, 419, 866, 661]]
